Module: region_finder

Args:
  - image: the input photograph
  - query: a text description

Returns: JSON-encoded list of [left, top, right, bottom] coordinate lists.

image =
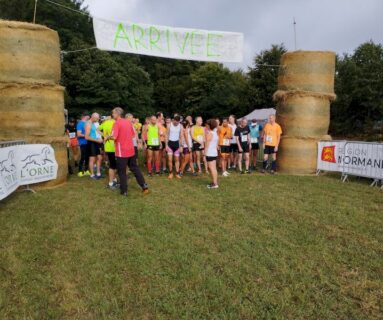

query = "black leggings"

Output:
[[116, 156, 146, 194], [79, 144, 89, 172]]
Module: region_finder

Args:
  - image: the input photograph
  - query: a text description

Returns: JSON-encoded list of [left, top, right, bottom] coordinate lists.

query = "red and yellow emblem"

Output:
[[321, 146, 336, 163]]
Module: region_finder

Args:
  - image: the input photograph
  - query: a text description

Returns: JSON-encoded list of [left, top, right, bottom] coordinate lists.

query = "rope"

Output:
[[62, 47, 98, 54], [43, 0, 91, 16]]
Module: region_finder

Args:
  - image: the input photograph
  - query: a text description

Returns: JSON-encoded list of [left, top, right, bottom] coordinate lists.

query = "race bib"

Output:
[[241, 134, 248, 142], [197, 135, 204, 143], [266, 135, 273, 143], [251, 137, 258, 143], [69, 132, 76, 139], [223, 139, 230, 146], [151, 138, 159, 145]]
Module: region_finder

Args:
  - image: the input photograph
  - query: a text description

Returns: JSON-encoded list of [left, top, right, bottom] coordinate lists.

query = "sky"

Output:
[[83, 0, 383, 70]]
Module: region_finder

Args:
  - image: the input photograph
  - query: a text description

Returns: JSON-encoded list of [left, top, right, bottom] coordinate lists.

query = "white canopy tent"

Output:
[[239, 108, 276, 123]]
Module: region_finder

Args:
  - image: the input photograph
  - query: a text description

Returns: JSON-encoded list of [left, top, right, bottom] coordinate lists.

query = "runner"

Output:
[[249, 118, 263, 171], [109, 107, 148, 196], [166, 115, 183, 179], [191, 116, 205, 174], [65, 117, 79, 174], [178, 119, 196, 177], [235, 118, 251, 174], [157, 113, 167, 173], [228, 115, 238, 170], [218, 117, 232, 177], [85, 113, 103, 179], [262, 114, 282, 174], [144, 115, 161, 176], [76, 112, 90, 177], [133, 118, 143, 149], [98, 114, 117, 189], [205, 119, 219, 189], [141, 117, 150, 162]]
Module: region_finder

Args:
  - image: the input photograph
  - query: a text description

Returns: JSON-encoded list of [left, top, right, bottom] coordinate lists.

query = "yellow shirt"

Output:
[[134, 122, 142, 133], [263, 123, 282, 147], [192, 126, 204, 143]]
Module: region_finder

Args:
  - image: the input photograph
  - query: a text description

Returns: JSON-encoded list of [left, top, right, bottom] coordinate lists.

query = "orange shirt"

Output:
[[263, 123, 282, 147], [218, 126, 232, 146]]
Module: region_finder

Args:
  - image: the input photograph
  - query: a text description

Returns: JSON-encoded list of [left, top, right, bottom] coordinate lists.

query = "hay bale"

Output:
[[0, 20, 61, 85], [24, 136, 68, 189], [0, 83, 65, 139], [276, 94, 330, 137], [278, 51, 336, 94], [278, 136, 319, 175]]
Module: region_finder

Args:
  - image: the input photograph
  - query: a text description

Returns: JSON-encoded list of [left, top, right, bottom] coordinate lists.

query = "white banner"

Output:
[[317, 140, 383, 180], [93, 17, 244, 63], [0, 144, 58, 201]]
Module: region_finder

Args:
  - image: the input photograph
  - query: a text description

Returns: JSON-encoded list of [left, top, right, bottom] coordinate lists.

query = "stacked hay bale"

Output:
[[0, 20, 67, 187], [274, 51, 336, 174]]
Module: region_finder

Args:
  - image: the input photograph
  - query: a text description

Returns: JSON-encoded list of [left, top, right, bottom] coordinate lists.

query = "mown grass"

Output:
[[0, 166, 382, 319]]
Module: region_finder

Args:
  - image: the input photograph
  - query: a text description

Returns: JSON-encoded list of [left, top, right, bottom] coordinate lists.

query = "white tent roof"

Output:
[[239, 108, 276, 122]]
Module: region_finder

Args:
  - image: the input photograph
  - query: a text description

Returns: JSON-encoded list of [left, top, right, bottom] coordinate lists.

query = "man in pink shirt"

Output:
[[110, 107, 148, 196]]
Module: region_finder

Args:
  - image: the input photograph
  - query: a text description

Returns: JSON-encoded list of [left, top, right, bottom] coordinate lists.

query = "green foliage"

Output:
[[331, 42, 383, 135], [247, 44, 287, 109], [186, 63, 249, 118]]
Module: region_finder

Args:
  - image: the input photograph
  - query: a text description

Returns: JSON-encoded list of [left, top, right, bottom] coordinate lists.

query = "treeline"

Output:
[[1, 0, 382, 136]]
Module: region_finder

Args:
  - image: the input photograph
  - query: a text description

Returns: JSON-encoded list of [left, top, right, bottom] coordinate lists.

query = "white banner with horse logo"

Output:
[[0, 144, 58, 201]]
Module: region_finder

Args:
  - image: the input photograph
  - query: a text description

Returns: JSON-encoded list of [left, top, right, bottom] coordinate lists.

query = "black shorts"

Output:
[[230, 143, 238, 153], [206, 156, 217, 162], [220, 146, 231, 154], [264, 145, 277, 155], [167, 140, 180, 153], [106, 152, 117, 170], [251, 143, 260, 150], [238, 143, 250, 154], [192, 142, 203, 152], [183, 147, 191, 155], [87, 141, 101, 157], [147, 145, 160, 151]]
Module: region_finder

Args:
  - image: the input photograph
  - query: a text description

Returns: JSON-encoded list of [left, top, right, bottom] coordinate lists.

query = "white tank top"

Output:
[[206, 129, 218, 157], [229, 124, 237, 144], [169, 123, 181, 142], [183, 127, 192, 147]]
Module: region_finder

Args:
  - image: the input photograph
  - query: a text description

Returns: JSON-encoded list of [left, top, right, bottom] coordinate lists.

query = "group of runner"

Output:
[[66, 109, 282, 194]]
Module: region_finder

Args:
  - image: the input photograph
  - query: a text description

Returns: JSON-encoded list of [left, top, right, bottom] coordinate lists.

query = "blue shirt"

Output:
[[249, 123, 263, 139], [76, 120, 87, 145]]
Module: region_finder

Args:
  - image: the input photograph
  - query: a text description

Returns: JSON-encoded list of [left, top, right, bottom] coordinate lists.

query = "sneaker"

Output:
[[77, 171, 84, 177], [178, 172, 184, 177], [90, 175, 98, 180], [176, 173, 182, 179], [84, 170, 91, 176], [192, 172, 198, 177], [121, 192, 128, 197], [142, 188, 149, 195], [155, 172, 160, 176], [168, 173, 174, 179], [261, 169, 266, 174], [270, 170, 275, 175], [148, 173, 153, 177], [107, 184, 118, 190], [96, 174, 102, 179], [207, 183, 219, 189], [222, 171, 229, 177], [245, 170, 251, 174]]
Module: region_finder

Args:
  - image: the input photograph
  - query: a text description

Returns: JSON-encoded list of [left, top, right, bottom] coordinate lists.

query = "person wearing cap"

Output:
[[77, 112, 91, 177]]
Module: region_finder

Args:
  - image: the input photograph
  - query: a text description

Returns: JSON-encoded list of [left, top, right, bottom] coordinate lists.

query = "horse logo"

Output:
[[0, 150, 16, 176], [321, 146, 336, 163], [21, 146, 54, 169]]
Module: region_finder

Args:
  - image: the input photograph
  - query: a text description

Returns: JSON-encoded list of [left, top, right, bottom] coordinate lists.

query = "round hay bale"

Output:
[[278, 136, 319, 175], [278, 51, 336, 94], [0, 20, 61, 84], [276, 94, 330, 137], [24, 136, 68, 189], [0, 83, 65, 139]]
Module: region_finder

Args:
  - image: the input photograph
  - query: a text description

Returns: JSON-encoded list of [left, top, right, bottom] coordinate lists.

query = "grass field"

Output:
[[0, 167, 382, 319]]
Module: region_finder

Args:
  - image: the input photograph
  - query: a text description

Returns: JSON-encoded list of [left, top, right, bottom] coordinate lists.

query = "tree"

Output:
[[186, 63, 249, 119], [247, 44, 287, 109], [331, 41, 383, 135]]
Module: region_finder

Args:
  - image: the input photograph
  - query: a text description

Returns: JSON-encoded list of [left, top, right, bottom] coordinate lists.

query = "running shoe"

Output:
[[96, 174, 102, 179], [155, 172, 160, 176], [207, 183, 219, 189], [90, 175, 98, 180], [77, 171, 84, 177], [192, 172, 198, 177], [245, 170, 251, 174], [107, 184, 118, 190], [222, 171, 229, 177], [84, 170, 91, 176], [270, 170, 275, 175]]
